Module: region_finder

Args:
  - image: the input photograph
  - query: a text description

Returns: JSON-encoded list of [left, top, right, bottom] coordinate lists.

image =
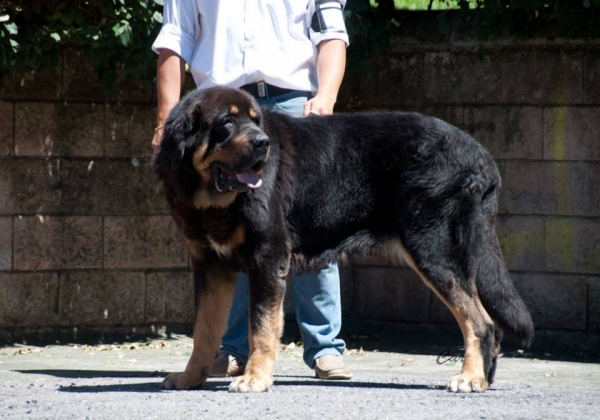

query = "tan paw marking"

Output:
[[228, 374, 272, 393], [447, 373, 488, 393]]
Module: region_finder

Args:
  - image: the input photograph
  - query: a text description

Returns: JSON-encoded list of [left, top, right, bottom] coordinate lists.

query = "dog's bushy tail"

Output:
[[461, 167, 534, 348]]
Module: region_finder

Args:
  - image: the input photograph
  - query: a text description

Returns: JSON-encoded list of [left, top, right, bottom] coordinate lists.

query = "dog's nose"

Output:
[[250, 135, 270, 149]]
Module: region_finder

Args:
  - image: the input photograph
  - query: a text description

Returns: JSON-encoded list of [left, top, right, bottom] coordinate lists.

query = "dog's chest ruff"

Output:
[[179, 206, 245, 261], [207, 234, 233, 259], [201, 213, 245, 261]]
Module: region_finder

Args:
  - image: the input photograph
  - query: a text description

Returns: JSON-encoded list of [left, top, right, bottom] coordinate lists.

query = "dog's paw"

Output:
[[447, 373, 488, 393], [161, 372, 203, 390], [228, 374, 272, 393]]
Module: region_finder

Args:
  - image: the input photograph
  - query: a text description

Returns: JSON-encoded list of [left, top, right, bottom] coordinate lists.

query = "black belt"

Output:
[[241, 82, 299, 99]]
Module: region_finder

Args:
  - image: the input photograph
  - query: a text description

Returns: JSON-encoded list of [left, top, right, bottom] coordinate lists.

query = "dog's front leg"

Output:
[[229, 261, 287, 393], [162, 262, 237, 390]]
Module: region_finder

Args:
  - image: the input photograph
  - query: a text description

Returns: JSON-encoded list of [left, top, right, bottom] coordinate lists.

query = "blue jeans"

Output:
[[219, 91, 346, 367]]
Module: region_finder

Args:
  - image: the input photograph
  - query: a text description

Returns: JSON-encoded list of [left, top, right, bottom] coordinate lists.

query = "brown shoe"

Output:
[[210, 353, 245, 378], [314, 355, 353, 380]]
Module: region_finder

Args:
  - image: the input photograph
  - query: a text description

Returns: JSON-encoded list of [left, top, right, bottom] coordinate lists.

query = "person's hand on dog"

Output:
[[303, 93, 336, 116]]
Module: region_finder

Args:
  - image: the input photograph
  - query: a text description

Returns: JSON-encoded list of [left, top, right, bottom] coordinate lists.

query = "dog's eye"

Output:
[[251, 112, 261, 125], [212, 121, 234, 143]]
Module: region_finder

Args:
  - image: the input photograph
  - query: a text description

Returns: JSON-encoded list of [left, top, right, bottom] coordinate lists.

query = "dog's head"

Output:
[[155, 87, 270, 208]]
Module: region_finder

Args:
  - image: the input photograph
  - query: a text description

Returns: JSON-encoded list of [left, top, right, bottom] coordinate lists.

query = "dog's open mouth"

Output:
[[212, 163, 264, 192]]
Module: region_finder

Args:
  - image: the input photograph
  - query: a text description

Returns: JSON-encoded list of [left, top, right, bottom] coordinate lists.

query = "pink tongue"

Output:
[[236, 170, 262, 188]]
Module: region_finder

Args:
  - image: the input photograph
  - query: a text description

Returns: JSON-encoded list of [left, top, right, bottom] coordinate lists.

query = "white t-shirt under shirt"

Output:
[[152, 0, 349, 93]]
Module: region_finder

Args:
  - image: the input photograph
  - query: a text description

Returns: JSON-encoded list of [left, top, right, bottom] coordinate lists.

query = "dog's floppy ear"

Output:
[[159, 122, 186, 170], [171, 142, 185, 170], [165, 102, 204, 170]]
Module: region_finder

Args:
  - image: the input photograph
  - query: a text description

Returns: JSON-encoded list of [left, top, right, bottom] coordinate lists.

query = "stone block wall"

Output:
[[0, 55, 196, 339], [1, 38, 599, 348], [336, 38, 600, 348]]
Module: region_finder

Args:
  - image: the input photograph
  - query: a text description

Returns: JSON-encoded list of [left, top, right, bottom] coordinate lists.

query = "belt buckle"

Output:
[[257, 81, 266, 98]]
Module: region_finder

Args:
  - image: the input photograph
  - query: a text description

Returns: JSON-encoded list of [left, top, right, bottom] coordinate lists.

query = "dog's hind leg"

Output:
[[421, 266, 495, 392], [395, 243, 495, 393], [441, 290, 495, 393], [162, 262, 237, 390]]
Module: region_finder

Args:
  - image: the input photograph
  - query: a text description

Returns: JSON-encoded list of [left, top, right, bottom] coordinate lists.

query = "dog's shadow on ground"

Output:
[[15, 369, 167, 379], [56, 380, 444, 394], [15, 369, 445, 393]]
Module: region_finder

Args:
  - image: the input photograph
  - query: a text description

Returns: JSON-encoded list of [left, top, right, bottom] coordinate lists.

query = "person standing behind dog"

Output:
[[151, 0, 352, 380]]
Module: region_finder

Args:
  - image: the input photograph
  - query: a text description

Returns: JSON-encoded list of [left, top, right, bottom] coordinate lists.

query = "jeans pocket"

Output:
[[273, 96, 308, 118]]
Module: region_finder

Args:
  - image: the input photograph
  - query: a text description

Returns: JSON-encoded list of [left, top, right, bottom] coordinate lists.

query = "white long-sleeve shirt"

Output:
[[152, 0, 349, 93]]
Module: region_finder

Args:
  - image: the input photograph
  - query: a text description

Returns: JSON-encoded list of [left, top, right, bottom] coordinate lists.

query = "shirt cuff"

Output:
[[151, 23, 195, 64]]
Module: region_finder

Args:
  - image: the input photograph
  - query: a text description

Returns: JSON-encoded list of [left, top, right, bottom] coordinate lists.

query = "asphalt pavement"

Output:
[[1, 330, 599, 420]]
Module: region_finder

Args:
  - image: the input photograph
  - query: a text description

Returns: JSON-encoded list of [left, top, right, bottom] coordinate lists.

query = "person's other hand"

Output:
[[303, 93, 336, 116], [152, 126, 164, 153]]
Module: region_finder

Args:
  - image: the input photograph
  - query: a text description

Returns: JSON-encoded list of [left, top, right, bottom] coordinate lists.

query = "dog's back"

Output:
[[269, 111, 496, 263]]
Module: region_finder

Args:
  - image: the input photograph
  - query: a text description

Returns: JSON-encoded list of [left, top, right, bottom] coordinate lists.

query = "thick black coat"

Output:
[[154, 87, 533, 393]]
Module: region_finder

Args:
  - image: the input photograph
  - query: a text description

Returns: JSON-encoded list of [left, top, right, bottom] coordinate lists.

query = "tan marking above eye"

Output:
[[249, 109, 257, 119], [230, 105, 239, 115]]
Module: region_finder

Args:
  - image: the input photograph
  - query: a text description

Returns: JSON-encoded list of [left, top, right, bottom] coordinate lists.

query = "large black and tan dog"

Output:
[[154, 86, 534, 394]]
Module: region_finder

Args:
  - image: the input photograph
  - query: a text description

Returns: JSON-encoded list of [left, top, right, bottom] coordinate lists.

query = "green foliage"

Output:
[[377, 0, 459, 10], [393, 0, 600, 38], [347, 0, 600, 71], [0, 0, 163, 88], [447, 0, 600, 39], [1, 0, 599, 88], [345, 1, 399, 71]]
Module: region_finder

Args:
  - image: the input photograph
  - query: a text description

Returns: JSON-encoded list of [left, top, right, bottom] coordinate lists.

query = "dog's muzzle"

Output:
[[211, 140, 268, 192], [211, 164, 263, 192]]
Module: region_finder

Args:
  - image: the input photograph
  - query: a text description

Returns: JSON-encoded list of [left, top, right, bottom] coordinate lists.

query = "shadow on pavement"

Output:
[[14, 369, 167, 379], [59, 382, 166, 393], [54, 377, 447, 394], [273, 377, 447, 391], [16, 369, 449, 393]]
